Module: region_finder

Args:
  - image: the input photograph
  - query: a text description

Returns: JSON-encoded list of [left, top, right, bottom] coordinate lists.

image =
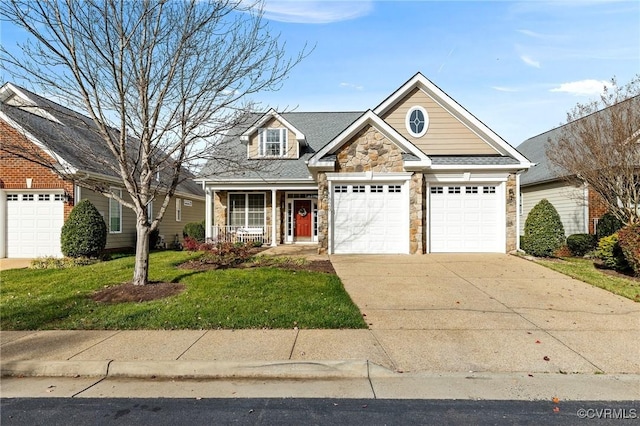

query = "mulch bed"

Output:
[[91, 282, 185, 304], [178, 259, 336, 274]]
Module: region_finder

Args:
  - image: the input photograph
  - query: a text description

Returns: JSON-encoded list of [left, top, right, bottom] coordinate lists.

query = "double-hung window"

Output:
[[229, 193, 265, 228], [259, 128, 287, 157], [109, 188, 122, 233]]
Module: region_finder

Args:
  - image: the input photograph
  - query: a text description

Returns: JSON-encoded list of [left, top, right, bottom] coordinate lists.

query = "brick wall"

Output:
[[588, 188, 608, 234], [1, 120, 75, 218]]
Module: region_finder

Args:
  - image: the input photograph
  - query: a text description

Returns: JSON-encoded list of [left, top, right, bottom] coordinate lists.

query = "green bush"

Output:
[[596, 212, 623, 241], [149, 228, 161, 250], [183, 221, 205, 242], [596, 233, 629, 271], [617, 224, 640, 275], [566, 234, 597, 257], [60, 200, 107, 258], [522, 199, 565, 257]]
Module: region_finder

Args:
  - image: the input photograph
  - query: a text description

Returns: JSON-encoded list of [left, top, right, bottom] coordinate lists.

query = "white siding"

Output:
[[520, 181, 587, 237]]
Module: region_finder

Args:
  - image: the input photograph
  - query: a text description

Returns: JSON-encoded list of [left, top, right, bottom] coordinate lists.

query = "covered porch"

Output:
[[204, 184, 320, 247]]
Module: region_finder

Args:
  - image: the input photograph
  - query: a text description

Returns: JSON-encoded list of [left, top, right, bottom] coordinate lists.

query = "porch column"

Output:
[[271, 189, 277, 246], [205, 189, 213, 240]]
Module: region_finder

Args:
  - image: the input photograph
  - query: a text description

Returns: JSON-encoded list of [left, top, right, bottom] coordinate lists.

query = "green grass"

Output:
[[538, 257, 640, 302], [0, 251, 367, 330]]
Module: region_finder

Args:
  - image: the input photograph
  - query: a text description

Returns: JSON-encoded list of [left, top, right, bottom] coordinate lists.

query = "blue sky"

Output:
[[2, 1, 638, 146], [252, 0, 639, 145]]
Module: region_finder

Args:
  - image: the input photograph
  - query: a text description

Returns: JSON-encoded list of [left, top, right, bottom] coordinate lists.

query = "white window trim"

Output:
[[176, 198, 182, 222], [109, 188, 122, 234], [258, 128, 288, 157], [227, 192, 266, 228], [405, 105, 429, 138]]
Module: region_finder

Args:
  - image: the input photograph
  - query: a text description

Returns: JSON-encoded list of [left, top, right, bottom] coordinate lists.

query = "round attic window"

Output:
[[405, 106, 428, 137]]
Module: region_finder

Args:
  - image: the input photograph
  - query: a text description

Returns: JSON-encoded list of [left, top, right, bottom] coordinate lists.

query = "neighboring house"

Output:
[[518, 124, 609, 238], [0, 83, 205, 258], [196, 73, 532, 254]]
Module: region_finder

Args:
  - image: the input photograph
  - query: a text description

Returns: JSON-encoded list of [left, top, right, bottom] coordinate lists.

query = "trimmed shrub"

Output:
[[596, 233, 629, 271], [596, 212, 623, 241], [183, 221, 205, 242], [522, 199, 565, 257], [61, 200, 107, 258], [566, 233, 597, 257], [617, 224, 640, 275]]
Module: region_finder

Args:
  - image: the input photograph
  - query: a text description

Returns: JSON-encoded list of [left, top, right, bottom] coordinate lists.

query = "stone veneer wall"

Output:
[[506, 174, 517, 252], [317, 125, 423, 254], [213, 191, 227, 226], [409, 173, 424, 254]]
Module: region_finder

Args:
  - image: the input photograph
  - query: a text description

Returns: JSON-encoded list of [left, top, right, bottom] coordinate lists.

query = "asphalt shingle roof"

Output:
[[517, 127, 565, 186], [1, 84, 204, 197], [197, 111, 363, 181]]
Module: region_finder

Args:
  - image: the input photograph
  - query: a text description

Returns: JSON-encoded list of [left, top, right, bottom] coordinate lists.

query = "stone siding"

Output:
[[336, 125, 404, 173], [506, 174, 517, 252]]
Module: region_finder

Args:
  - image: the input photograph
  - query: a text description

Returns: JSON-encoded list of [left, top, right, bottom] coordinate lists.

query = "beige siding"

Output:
[[381, 88, 498, 156], [79, 187, 204, 250], [248, 117, 298, 159], [520, 181, 587, 236]]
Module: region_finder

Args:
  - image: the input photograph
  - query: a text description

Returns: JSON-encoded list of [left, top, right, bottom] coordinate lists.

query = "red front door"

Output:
[[294, 200, 312, 237]]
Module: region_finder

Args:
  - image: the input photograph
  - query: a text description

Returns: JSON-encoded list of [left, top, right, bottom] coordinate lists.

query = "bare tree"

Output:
[[547, 76, 640, 225], [0, 0, 305, 285]]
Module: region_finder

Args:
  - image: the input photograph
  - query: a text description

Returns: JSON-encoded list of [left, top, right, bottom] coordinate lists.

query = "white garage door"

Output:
[[429, 184, 503, 253], [6, 192, 65, 258], [332, 183, 408, 254]]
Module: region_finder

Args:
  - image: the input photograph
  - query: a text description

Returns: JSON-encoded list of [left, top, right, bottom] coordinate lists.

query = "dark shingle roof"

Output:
[[1, 84, 204, 197], [197, 111, 363, 181], [430, 156, 521, 166], [517, 127, 564, 186]]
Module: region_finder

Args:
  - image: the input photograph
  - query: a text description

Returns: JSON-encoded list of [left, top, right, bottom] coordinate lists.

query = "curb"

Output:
[[1, 360, 109, 378], [1, 360, 374, 380]]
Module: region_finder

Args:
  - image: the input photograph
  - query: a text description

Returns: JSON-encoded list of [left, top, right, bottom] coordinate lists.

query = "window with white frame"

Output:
[[405, 106, 429, 137], [176, 198, 182, 221], [259, 128, 287, 157], [109, 188, 122, 233], [229, 193, 265, 228]]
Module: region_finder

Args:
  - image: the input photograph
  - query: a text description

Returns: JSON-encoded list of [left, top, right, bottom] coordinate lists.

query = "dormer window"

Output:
[[405, 106, 428, 138], [259, 128, 288, 157]]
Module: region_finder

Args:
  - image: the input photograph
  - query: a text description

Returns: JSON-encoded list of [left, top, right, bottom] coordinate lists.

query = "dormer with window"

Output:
[[241, 109, 306, 159]]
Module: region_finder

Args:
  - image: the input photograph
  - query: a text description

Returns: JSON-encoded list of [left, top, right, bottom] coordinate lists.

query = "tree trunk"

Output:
[[132, 219, 151, 286]]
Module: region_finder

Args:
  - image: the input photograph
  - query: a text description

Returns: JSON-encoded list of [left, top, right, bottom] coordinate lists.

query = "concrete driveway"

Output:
[[330, 254, 640, 374]]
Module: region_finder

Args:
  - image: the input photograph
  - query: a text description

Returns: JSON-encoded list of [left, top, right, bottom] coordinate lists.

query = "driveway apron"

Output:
[[330, 254, 640, 374]]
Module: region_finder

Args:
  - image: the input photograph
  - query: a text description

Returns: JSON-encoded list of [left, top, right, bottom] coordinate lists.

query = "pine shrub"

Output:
[[596, 233, 629, 271], [566, 233, 597, 257], [596, 212, 623, 241], [522, 199, 565, 257], [60, 200, 107, 258], [617, 224, 640, 275]]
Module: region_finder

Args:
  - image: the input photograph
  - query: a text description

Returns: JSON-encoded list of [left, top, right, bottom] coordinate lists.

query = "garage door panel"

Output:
[[430, 184, 503, 253], [6, 192, 64, 258], [332, 183, 407, 254]]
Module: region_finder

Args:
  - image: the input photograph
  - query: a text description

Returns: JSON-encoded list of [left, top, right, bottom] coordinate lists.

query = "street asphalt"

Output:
[[1, 250, 639, 400]]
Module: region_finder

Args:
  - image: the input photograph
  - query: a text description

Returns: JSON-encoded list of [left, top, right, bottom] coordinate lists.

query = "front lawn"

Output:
[[0, 251, 367, 330], [537, 257, 640, 302]]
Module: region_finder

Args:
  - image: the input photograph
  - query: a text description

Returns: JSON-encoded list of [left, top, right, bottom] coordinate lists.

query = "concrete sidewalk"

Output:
[[1, 252, 639, 399]]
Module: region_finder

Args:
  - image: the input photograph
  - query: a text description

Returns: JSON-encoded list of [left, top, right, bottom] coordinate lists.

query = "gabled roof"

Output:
[[196, 111, 363, 182], [374, 72, 531, 166], [240, 108, 306, 146], [518, 94, 640, 187], [0, 82, 204, 198], [307, 110, 431, 170]]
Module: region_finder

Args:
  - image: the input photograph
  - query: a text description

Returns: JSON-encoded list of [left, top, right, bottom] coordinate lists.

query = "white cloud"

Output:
[[339, 82, 363, 91], [491, 86, 518, 93], [517, 29, 545, 39], [520, 55, 541, 68], [550, 79, 615, 96], [261, 1, 373, 24]]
